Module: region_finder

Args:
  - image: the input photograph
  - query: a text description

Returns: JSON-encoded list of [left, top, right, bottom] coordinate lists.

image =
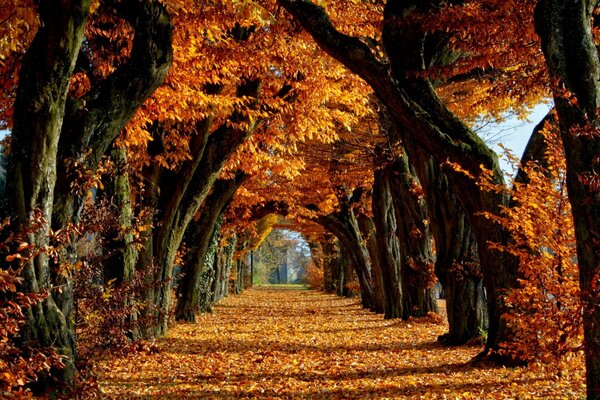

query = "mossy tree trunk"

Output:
[[175, 173, 247, 322], [6, 0, 172, 385], [5, 1, 91, 383], [102, 146, 137, 285], [535, 2, 600, 395]]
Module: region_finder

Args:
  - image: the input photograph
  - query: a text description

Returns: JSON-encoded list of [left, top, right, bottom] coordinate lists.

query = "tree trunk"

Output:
[[535, 2, 600, 396], [357, 215, 385, 314], [317, 210, 375, 309], [372, 166, 404, 319], [11, 0, 173, 358], [234, 258, 247, 295], [103, 146, 137, 284], [405, 141, 488, 344], [339, 249, 356, 298], [176, 174, 246, 321], [322, 238, 337, 293], [5, 1, 91, 384], [388, 156, 438, 318], [213, 235, 236, 302], [334, 243, 345, 297]]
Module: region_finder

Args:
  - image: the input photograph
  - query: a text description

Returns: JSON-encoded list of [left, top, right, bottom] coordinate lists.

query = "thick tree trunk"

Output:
[[389, 156, 438, 318], [536, 2, 600, 396], [175, 174, 246, 322], [372, 166, 404, 319], [5, 1, 91, 384], [397, 133, 488, 343], [357, 215, 386, 314]]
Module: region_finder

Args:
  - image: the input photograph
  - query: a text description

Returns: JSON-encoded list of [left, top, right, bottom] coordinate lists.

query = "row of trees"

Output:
[[0, 0, 598, 398]]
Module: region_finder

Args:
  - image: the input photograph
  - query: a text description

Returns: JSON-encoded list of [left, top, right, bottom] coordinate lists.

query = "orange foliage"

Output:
[[480, 122, 581, 363], [305, 261, 324, 290]]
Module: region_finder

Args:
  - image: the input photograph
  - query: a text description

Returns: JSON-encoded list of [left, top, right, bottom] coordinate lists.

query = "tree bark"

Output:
[[212, 235, 236, 302], [321, 237, 337, 293], [176, 173, 246, 322], [357, 215, 386, 314], [389, 156, 438, 318], [5, 1, 172, 372], [372, 166, 404, 319], [102, 146, 137, 284], [317, 209, 375, 309], [5, 1, 91, 384], [405, 140, 488, 344], [535, 2, 600, 396]]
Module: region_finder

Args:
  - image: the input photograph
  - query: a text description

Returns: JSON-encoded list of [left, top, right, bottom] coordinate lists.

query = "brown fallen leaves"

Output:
[[96, 288, 584, 399]]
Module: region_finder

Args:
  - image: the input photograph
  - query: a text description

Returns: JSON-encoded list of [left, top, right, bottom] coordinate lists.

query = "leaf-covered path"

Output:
[[97, 288, 584, 399]]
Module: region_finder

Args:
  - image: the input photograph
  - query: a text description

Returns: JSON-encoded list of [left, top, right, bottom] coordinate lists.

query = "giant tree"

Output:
[[2, 0, 172, 383], [535, 1, 600, 396]]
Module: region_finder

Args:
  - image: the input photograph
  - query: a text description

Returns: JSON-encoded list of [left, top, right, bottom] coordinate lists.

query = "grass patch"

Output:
[[253, 283, 309, 290]]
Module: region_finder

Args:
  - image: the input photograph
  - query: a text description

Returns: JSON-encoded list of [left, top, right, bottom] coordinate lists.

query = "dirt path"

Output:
[[97, 288, 584, 399]]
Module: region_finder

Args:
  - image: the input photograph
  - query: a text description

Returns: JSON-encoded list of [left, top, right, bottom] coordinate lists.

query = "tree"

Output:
[[535, 1, 600, 396], [2, 0, 172, 383], [176, 172, 247, 321], [280, 0, 545, 360]]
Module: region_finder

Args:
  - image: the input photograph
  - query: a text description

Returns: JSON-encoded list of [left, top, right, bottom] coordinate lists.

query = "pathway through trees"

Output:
[[98, 288, 584, 399]]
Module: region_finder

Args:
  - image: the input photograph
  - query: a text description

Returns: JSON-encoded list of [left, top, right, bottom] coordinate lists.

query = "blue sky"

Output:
[[476, 103, 553, 177]]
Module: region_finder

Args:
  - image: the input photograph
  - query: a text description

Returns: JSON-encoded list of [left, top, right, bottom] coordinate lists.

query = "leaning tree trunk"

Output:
[[5, 1, 90, 383], [176, 173, 246, 321], [317, 209, 375, 309], [371, 165, 404, 319], [536, 2, 600, 396]]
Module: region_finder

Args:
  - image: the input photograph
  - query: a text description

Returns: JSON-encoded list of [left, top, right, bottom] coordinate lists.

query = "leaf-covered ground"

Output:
[[97, 288, 585, 399]]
